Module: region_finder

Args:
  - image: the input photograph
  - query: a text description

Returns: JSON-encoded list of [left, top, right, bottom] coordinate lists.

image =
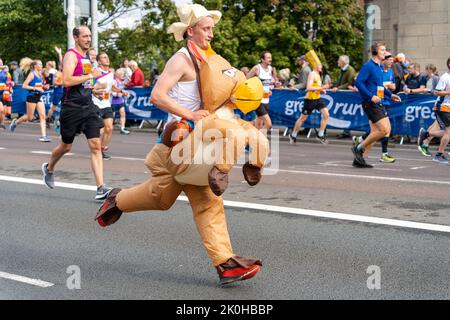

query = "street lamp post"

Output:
[[67, 0, 76, 49]]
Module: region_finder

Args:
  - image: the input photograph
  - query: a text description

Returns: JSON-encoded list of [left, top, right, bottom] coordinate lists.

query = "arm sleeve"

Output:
[[355, 64, 372, 99]]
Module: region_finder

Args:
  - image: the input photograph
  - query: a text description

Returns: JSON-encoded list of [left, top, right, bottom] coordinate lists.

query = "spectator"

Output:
[[125, 60, 144, 87], [149, 68, 160, 86], [278, 68, 292, 88], [10, 60, 24, 85], [391, 56, 404, 93], [425, 63, 439, 91], [331, 55, 356, 139], [122, 58, 133, 83], [348, 73, 359, 92], [404, 62, 427, 94], [394, 53, 410, 80], [331, 55, 356, 92], [293, 55, 311, 90]]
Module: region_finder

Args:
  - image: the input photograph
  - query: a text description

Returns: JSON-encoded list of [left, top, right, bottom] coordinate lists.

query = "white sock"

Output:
[[292, 130, 298, 137], [319, 130, 324, 137]]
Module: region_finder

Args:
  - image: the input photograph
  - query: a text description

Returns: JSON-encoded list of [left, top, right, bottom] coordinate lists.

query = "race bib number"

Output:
[[81, 59, 92, 75]]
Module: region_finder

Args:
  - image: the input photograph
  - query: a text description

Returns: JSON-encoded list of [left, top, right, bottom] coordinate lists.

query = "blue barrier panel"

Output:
[[11, 86, 167, 121], [11, 86, 437, 136], [268, 89, 437, 136]]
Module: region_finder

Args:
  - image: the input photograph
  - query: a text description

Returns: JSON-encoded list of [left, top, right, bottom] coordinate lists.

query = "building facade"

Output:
[[370, 0, 450, 73]]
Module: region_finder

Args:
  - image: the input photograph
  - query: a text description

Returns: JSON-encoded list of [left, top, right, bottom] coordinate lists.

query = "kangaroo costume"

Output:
[[96, 4, 268, 285]]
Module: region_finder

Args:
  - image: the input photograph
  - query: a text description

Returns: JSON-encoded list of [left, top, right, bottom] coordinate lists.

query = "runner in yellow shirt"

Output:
[[290, 63, 330, 144]]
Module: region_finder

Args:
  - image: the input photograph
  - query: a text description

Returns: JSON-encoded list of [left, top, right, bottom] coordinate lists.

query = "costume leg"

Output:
[[183, 184, 234, 267], [116, 144, 183, 212]]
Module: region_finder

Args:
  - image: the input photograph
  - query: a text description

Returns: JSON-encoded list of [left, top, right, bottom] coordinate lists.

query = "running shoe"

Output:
[[352, 158, 373, 168], [418, 145, 431, 157], [351, 145, 365, 164], [417, 128, 428, 147], [102, 151, 111, 160], [41, 162, 55, 189], [0, 124, 6, 130], [120, 127, 130, 135], [95, 188, 123, 227], [380, 154, 396, 163], [95, 185, 113, 201], [316, 135, 328, 145], [103, 145, 109, 152], [9, 119, 17, 132], [289, 134, 296, 144], [217, 257, 262, 286], [39, 136, 51, 142], [432, 154, 448, 164]]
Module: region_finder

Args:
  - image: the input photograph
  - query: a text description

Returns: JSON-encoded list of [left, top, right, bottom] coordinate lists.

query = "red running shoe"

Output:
[[95, 188, 123, 227], [217, 256, 262, 285]]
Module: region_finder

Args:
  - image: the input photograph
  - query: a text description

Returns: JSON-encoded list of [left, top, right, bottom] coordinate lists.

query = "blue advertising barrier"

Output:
[[11, 86, 437, 136], [11, 86, 167, 121], [268, 90, 437, 136]]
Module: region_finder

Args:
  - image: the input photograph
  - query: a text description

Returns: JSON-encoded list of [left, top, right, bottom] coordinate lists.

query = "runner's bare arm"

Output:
[[62, 52, 101, 87], [151, 53, 209, 122], [246, 66, 259, 79]]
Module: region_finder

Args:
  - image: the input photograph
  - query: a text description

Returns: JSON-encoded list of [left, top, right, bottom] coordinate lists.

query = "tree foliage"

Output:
[[0, 0, 66, 64], [100, 0, 364, 79], [0, 0, 364, 81]]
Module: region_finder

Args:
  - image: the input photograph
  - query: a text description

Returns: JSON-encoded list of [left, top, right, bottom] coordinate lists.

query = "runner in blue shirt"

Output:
[[353, 43, 401, 168]]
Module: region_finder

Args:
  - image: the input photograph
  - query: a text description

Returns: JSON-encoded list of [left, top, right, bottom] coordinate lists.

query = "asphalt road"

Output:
[[0, 124, 449, 299]]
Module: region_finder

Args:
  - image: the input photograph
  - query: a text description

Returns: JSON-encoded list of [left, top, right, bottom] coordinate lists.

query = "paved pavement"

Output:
[[0, 124, 449, 299]]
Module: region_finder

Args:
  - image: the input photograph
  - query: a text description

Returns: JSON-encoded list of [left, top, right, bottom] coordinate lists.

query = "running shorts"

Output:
[[98, 106, 114, 119], [59, 103, 104, 144], [362, 101, 388, 124], [256, 103, 269, 117], [436, 110, 450, 128], [302, 99, 327, 115]]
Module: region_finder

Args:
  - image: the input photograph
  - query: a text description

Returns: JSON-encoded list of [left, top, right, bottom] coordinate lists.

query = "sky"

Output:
[[99, 0, 193, 31]]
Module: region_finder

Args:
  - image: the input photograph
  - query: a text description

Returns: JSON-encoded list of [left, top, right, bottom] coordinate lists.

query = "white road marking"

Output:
[[2, 146, 449, 185], [260, 168, 450, 186], [0, 271, 54, 288], [411, 166, 428, 170], [0, 147, 5, 150], [31, 151, 75, 156], [1, 175, 450, 234], [112, 156, 145, 161]]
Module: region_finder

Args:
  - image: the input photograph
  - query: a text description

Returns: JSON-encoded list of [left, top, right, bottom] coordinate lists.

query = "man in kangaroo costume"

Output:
[[95, 4, 269, 285]]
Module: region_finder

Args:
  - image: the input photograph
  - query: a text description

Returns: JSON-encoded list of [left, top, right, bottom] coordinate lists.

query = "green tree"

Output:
[[0, 0, 66, 64]]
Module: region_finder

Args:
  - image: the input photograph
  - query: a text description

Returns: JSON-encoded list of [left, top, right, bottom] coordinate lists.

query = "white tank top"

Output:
[[167, 47, 201, 123], [258, 64, 272, 104]]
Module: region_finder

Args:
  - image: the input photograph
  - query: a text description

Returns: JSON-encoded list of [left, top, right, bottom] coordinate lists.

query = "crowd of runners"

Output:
[[1, 40, 449, 199]]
